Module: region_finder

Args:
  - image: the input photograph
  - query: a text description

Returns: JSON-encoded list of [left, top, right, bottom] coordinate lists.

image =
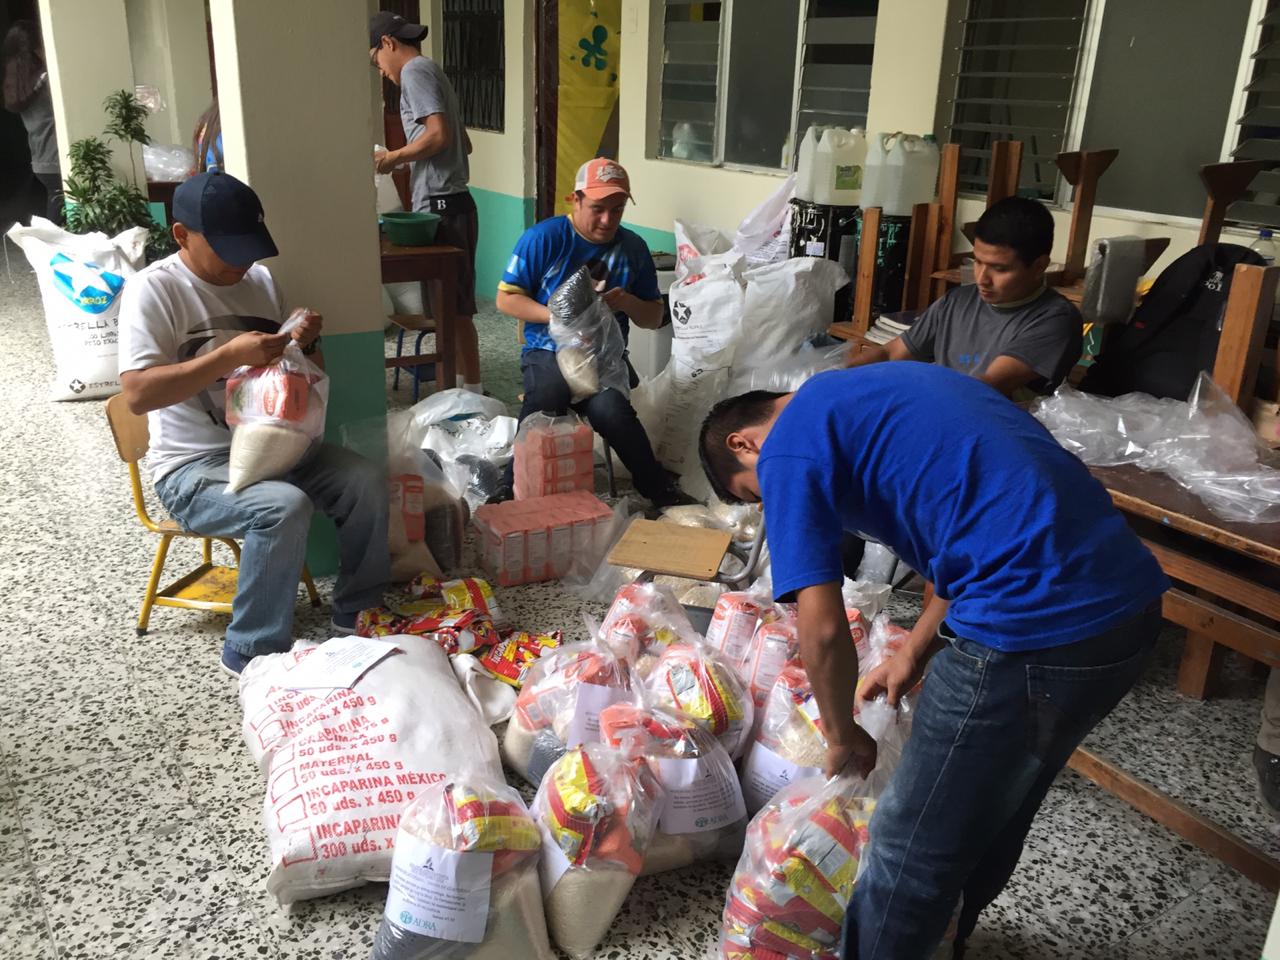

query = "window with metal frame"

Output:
[[655, 0, 879, 171], [1230, 0, 1280, 228], [939, 0, 1088, 201], [442, 0, 505, 133]]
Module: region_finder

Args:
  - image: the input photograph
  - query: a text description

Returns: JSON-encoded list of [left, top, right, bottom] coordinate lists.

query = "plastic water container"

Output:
[[1250, 228, 1278, 266], [861, 133, 942, 216], [794, 125, 826, 202], [812, 127, 867, 206]]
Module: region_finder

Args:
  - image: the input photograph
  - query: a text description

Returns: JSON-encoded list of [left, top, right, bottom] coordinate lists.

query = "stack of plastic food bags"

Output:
[[371, 774, 555, 960], [643, 642, 754, 760], [512, 411, 595, 499], [720, 767, 889, 960], [502, 643, 632, 785], [532, 744, 663, 959], [599, 702, 747, 875], [225, 309, 329, 492], [597, 581, 702, 676], [548, 266, 630, 402]]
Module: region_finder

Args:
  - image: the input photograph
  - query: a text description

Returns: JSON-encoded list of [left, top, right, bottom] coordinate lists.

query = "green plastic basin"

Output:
[[382, 211, 441, 246]]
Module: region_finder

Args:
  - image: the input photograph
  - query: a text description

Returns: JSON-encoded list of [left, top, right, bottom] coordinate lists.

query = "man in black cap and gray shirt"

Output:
[[369, 10, 483, 394]]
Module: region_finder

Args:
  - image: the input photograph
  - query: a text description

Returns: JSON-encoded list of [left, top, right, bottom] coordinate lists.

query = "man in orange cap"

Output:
[[495, 158, 694, 506]]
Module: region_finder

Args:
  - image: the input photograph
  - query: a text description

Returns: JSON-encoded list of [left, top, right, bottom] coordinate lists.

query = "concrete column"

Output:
[[208, 0, 388, 573], [37, 0, 140, 184], [125, 0, 213, 147]]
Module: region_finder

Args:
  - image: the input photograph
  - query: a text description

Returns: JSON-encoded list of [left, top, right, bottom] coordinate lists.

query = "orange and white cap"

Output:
[[573, 157, 634, 202]]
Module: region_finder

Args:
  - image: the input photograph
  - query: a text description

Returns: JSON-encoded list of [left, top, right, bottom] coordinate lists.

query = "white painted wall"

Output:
[[124, 0, 212, 148], [208, 0, 383, 338], [37, 0, 140, 185]]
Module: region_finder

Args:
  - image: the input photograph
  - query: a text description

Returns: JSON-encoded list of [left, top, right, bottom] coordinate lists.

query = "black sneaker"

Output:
[[1254, 745, 1280, 816], [331, 610, 359, 636], [649, 486, 700, 509], [220, 641, 255, 679]]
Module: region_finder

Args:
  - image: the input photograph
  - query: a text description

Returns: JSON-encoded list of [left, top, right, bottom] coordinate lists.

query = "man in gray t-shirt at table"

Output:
[[370, 10, 484, 393], [852, 196, 1083, 398]]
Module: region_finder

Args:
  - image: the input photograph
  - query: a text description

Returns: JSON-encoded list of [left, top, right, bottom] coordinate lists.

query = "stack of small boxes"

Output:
[[473, 490, 614, 586], [512, 414, 595, 500]]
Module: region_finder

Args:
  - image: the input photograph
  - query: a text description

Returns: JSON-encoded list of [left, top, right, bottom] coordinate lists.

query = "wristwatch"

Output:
[[301, 335, 322, 356]]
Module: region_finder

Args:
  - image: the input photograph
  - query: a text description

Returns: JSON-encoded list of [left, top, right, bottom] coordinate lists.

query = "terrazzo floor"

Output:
[[1, 241, 1276, 959]]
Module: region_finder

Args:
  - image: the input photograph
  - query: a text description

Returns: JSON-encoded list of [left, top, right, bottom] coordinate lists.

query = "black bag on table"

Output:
[[1080, 243, 1266, 401]]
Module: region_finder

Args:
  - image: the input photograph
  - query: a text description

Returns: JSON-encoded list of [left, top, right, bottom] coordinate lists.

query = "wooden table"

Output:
[[1066, 461, 1280, 890], [379, 237, 464, 395]]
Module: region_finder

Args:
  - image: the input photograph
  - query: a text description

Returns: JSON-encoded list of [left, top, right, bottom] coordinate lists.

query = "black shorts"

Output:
[[421, 191, 479, 317]]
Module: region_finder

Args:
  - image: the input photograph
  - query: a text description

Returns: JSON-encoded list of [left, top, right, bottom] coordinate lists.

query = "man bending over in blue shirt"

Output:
[[698, 364, 1168, 960]]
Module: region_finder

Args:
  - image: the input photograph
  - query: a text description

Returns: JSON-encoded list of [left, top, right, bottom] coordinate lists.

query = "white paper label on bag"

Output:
[[539, 826, 572, 892], [655, 757, 746, 834], [742, 742, 821, 812], [563, 682, 626, 748], [283, 637, 401, 691], [384, 837, 492, 943]]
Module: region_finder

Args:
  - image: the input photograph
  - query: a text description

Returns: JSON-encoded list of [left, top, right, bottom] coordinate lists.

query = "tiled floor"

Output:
[[1, 242, 1276, 959]]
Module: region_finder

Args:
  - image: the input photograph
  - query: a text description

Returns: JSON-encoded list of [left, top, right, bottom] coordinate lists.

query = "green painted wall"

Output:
[[306, 328, 387, 575], [472, 186, 535, 303], [623, 221, 677, 258]]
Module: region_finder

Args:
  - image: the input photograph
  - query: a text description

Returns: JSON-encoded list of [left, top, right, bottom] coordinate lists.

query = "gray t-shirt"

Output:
[[398, 56, 470, 208], [900, 283, 1083, 392]]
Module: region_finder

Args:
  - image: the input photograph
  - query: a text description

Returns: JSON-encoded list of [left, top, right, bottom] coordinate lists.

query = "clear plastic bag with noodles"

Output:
[[532, 744, 664, 960], [599, 702, 748, 875], [501, 642, 633, 787], [719, 761, 897, 960], [597, 581, 703, 676], [225, 309, 329, 493], [547, 266, 631, 403], [371, 775, 555, 960], [643, 642, 754, 760]]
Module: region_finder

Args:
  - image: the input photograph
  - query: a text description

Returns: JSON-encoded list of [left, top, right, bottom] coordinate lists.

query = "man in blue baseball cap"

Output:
[[117, 170, 390, 677]]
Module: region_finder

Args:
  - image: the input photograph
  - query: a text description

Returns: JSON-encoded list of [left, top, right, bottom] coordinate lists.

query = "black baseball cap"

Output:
[[172, 171, 278, 267], [369, 11, 428, 49]]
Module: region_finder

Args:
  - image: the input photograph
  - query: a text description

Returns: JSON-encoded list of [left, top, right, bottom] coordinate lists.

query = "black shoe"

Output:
[[487, 484, 514, 504], [952, 938, 967, 960], [649, 486, 700, 509], [1254, 745, 1280, 816]]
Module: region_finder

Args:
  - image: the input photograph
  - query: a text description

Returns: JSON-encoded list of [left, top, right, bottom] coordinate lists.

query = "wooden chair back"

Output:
[[105, 394, 149, 464]]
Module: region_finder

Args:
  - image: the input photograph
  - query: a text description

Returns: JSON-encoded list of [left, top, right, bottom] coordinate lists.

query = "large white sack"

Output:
[[667, 253, 746, 370], [7, 217, 148, 400], [239, 637, 502, 906], [733, 257, 849, 372], [635, 357, 727, 501]]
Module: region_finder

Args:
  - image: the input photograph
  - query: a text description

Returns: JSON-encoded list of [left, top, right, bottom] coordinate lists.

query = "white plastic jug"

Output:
[[813, 127, 867, 206], [861, 133, 941, 216], [794, 125, 825, 202]]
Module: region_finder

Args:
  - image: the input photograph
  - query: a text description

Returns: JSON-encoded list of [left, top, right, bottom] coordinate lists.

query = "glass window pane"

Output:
[[723, 0, 802, 168]]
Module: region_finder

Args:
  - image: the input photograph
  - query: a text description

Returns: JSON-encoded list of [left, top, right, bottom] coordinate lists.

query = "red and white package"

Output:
[[643, 643, 754, 760], [400, 608, 500, 655], [478, 630, 563, 687], [513, 412, 595, 500], [746, 618, 799, 714], [473, 491, 612, 586], [705, 592, 764, 667], [598, 581, 701, 674], [238, 638, 502, 905]]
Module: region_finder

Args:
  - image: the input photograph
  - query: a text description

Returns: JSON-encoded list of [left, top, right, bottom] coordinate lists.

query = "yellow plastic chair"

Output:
[[104, 394, 321, 636]]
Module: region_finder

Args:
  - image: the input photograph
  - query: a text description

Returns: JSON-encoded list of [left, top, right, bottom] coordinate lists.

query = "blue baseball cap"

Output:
[[172, 171, 278, 267]]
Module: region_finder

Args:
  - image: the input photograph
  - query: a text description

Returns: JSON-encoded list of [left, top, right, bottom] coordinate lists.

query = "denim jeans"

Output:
[[505, 348, 671, 499], [154, 442, 390, 658], [842, 601, 1163, 960]]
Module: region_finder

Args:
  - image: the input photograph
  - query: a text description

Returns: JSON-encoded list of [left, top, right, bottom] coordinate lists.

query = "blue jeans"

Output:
[[504, 348, 671, 500], [154, 443, 389, 657], [843, 601, 1162, 959]]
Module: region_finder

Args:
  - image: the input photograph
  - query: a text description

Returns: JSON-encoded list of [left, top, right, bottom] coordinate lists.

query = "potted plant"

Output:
[[63, 89, 174, 262]]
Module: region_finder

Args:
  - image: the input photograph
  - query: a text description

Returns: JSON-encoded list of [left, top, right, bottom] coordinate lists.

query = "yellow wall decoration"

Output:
[[554, 0, 622, 215]]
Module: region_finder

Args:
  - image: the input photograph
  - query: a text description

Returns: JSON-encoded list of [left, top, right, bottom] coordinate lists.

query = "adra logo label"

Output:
[[49, 253, 125, 314]]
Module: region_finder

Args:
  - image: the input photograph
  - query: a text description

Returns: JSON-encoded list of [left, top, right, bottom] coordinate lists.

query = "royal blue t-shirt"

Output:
[[758, 364, 1168, 652], [499, 215, 661, 354]]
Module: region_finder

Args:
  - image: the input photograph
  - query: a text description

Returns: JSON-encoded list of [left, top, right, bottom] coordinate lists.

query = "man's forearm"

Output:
[[797, 583, 860, 746], [394, 129, 447, 165], [495, 290, 551, 324], [121, 349, 236, 415], [907, 594, 950, 665], [624, 297, 666, 330]]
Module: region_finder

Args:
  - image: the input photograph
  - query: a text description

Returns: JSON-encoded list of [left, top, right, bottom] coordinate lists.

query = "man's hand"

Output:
[[825, 724, 878, 779], [289, 311, 323, 348], [374, 149, 400, 174], [601, 287, 630, 311], [858, 649, 926, 709], [222, 331, 289, 369]]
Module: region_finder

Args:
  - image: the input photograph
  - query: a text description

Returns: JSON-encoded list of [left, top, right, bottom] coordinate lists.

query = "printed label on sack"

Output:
[[539, 825, 572, 891], [563, 682, 627, 748], [742, 743, 821, 812], [384, 836, 492, 943], [284, 637, 401, 691], [655, 757, 746, 834]]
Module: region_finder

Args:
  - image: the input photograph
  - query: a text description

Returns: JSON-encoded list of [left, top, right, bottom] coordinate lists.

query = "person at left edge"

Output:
[[369, 9, 483, 393], [117, 171, 390, 679]]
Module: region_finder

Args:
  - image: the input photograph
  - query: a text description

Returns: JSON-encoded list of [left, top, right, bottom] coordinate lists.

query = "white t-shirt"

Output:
[[117, 253, 286, 481]]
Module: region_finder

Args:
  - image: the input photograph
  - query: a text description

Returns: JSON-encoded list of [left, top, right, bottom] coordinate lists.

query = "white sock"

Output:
[[464, 382, 483, 394]]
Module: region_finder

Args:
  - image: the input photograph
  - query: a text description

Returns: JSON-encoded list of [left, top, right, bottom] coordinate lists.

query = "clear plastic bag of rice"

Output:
[[501, 642, 632, 786], [599, 701, 747, 875], [642, 643, 754, 760], [371, 774, 554, 960], [598, 580, 702, 676], [533, 744, 663, 959]]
